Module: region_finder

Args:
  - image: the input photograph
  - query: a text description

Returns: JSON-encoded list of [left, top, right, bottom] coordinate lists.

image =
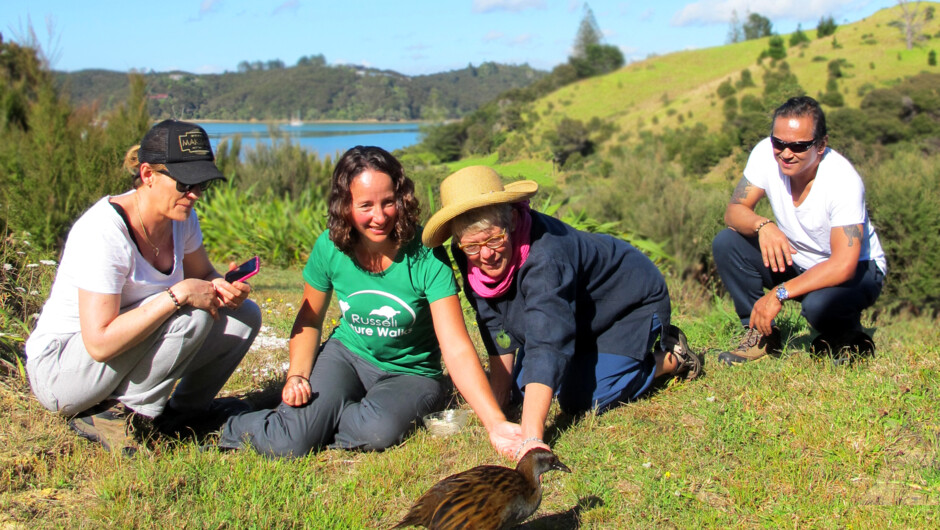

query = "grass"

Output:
[[446, 154, 557, 188], [518, 3, 940, 154], [2, 266, 938, 528]]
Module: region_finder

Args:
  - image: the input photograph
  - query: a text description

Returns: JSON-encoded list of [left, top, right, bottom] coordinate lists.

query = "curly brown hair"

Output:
[[327, 146, 420, 256]]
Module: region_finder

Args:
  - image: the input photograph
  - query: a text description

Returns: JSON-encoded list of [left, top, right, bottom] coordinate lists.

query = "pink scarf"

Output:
[[467, 202, 532, 298]]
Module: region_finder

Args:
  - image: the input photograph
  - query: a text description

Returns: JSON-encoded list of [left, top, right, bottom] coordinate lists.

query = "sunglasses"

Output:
[[457, 231, 507, 256], [156, 170, 213, 193], [770, 136, 817, 153]]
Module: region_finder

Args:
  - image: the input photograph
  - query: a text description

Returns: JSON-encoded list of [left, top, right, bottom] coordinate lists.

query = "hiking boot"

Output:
[[68, 403, 156, 456], [718, 327, 782, 366], [811, 330, 875, 366], [662, 324, 704, 380]]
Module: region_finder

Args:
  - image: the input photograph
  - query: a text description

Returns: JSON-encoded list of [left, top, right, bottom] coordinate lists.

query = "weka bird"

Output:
[[393, 448, 571, 530]]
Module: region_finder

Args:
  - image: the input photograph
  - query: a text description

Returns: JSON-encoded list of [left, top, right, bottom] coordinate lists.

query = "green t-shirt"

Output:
[[303, 230, 458, 377]]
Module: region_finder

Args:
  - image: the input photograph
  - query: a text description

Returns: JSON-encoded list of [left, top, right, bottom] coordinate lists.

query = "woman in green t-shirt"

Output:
[[221, 146, 521, 458]]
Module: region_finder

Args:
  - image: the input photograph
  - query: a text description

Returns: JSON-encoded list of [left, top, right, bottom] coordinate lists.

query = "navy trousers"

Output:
[[712, 228, 883, 335]]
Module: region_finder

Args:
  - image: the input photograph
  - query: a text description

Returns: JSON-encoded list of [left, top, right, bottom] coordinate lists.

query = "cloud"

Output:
[[484, 30, 505, 42], [511, 33, 533, 45], [639, 8, 654, 22], [671, 0, 861, 26], [200, 0, 222, 16], [273, 0, 300, 15], [472, 0, 546, 14]]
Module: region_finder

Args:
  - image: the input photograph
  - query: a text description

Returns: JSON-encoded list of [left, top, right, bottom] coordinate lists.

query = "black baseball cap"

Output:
[[138, 120, 226, 185]]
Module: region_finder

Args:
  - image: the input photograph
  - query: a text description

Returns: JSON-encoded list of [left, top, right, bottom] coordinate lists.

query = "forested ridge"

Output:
[[55, 60, 546, 121]]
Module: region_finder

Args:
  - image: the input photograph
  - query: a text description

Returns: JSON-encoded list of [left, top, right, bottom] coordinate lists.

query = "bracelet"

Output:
[[166, 288, 181, 311], [514, 437, 546, 459], [756, 219, 775, 234], [287, 374, 309, 383]]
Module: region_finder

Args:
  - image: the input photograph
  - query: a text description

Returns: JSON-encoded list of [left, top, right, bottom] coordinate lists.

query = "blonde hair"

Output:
[[123, 145, 167, 188]]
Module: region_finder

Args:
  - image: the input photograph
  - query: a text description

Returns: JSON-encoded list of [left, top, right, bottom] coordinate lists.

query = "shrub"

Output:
[[864, 148, 940, 313], [723, 97, 738, 121], [789, 25, 811, 47], [0, 39, 152, 250], [767, 35, 787, 61], [717, 80, 736, 99], [198, 183, 328, 268], [930, 50, 937, 67], [817, 15, 837, 38], [0, 231, 56, 375], [736, 69, 755, 89]]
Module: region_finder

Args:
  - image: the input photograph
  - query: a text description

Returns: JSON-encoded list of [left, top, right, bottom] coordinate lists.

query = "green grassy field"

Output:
[[517, 4, 940, 160], [2, 266, 937, 528]]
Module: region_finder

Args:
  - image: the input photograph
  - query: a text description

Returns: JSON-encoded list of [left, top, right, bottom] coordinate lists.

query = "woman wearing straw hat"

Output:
[[423, 166, 704, 459], [219, 147, 522, 458]]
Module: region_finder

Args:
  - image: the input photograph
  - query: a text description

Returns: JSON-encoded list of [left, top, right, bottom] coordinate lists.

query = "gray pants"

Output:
[[26, 301, 261, 418], [219, 338, 444, 458]]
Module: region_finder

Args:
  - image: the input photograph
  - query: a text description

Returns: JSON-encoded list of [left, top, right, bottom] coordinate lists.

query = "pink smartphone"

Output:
[[224, 256, 260, 283]]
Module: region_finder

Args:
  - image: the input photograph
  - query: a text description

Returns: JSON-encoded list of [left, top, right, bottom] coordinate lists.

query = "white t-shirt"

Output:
[[25, 191, 203, 357], [744, 137, 887, 275]]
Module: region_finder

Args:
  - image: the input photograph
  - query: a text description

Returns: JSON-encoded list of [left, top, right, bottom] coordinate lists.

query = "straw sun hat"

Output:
[[422, 166, 538, 248]]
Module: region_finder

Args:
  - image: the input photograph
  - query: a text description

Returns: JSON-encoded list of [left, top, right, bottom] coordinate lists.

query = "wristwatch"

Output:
[[775, 284, 789, 303]]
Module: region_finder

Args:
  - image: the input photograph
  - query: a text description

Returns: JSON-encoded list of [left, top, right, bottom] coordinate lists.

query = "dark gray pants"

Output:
[[712, 228, 884, 335], [219, 338, 445, 458]]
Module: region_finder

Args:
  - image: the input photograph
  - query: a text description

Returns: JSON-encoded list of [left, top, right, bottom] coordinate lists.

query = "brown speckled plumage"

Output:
[[392, 448, 571, 529]]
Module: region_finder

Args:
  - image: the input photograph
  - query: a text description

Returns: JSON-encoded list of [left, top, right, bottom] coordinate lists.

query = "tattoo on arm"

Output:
[[730, 177, 753, 204], [842, 225, 862, 247]]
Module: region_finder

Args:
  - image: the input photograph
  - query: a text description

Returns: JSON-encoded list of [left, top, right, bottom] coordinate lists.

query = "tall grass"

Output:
[[0, 231, 56, 377], [198, 183, 327, 268]]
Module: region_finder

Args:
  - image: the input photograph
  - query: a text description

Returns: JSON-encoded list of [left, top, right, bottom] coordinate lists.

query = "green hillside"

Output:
[[56, 61, 546, 121], [517, 3, 940, 162]]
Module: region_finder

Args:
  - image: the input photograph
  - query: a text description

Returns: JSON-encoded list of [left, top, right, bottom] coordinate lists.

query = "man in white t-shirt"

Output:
[[713, 96, 886, 365]]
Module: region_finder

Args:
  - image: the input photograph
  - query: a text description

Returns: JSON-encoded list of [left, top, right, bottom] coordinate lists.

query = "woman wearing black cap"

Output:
[[25, 120, 261, 455]]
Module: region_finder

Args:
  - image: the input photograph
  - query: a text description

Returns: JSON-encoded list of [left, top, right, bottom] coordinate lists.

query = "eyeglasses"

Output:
[[770, 136, 817, 153], [457, 231, 507, 255]]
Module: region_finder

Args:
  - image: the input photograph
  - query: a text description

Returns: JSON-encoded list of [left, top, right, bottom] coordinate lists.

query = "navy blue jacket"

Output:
[[453, 211, 670, 391]]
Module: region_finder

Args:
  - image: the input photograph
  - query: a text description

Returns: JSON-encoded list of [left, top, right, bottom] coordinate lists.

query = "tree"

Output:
[[727, 10, 744, 44], [571, 4, 602, 59], [743, 13, 773, 40], [570, 43, 624, 78], [789, 24, 810, 47], [567, 4, 623, 79], [817, 15, 837, 38], [897, 0, 924, 50], [768, 36, 787, 60]]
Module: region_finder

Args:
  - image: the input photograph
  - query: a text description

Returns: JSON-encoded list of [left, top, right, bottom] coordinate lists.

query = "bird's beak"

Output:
[[553, 461, 572, 473]]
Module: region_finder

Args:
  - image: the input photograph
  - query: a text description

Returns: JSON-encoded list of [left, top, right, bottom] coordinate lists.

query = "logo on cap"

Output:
[[179, 130, 210, 155]]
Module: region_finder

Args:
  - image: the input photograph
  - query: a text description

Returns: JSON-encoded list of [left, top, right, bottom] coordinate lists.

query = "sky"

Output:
[[1, 0, 901, 76]]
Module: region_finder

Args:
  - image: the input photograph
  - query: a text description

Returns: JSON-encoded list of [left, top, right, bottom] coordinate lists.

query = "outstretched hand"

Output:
[[488, 420, 523, 460]]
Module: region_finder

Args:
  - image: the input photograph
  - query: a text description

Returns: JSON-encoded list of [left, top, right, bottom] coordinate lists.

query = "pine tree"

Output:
[[572, 3, 602, 59]]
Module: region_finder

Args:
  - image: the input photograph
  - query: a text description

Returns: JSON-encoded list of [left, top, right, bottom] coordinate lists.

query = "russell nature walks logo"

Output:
[[339, 290, 416, 338]]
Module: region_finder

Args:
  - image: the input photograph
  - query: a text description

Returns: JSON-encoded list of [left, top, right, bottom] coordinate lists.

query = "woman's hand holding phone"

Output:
[[215, 256, 259, 309]]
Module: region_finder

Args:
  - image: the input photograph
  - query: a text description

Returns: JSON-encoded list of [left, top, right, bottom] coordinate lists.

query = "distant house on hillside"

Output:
[[148, 93, 169, 100]]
